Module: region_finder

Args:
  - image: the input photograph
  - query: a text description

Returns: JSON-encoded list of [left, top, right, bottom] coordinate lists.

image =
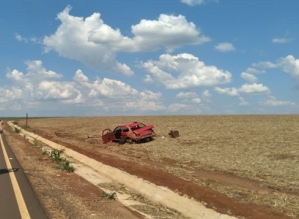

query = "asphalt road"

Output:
[[0, 133, 48, 219]]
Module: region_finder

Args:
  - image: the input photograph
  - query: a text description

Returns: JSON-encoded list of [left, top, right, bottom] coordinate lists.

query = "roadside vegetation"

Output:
[[11, 121, 75, 173]]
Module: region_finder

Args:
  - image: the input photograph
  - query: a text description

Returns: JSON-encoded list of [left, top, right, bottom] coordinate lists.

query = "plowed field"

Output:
[[17, 115, 299, 218]]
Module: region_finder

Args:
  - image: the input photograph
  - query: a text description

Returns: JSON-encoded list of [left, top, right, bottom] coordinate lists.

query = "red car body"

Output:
[[102, 121, 155, 144]]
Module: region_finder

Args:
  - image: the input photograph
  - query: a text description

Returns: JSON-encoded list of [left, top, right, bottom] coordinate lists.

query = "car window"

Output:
[[114, 126, 121, 132], [122, 126, 129, 132]]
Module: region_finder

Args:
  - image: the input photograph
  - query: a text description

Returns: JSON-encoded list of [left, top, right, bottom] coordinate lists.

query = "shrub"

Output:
[[14, 127, 21, 133], [101, 191, 117, 200], [48, 149, 75, 172]]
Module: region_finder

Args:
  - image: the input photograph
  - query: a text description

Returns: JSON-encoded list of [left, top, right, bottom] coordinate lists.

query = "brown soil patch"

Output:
[[8, 115, 299, 218], [3, 128, 144, 219]]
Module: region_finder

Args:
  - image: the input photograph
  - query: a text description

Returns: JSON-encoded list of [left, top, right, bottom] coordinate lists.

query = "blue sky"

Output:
[[1, 0, 299, 117]]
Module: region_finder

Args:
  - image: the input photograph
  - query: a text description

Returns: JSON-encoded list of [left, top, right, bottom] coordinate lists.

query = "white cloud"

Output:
[[244, 67, 265, 74], [253, 55, 299, 81], [15, 34, 28, 42], [143, 75, 154, 83], [202, 90, 210, 97], [26, 60, 63, 80], [168, 103, 189, 112], [73, 69, 89, 83], [252, 61, 278, 69], [263, 96, 295, 106], [142, 53, 232, 89], [2, 61, 165, 114], [214, 87, 239, 96], [131, 14, 210, 52], [15, 34, 39, 43], [238, 83, 270, 94], [272, 38, 292, 44], [6, 69, 25, 81], [38, 81, 81, 102], [215, 83, 270, 96], [43, 6, 209, 75], [176, 91, 201, 103], [181, 0, 218, 6], [202, 90, 211, 101], [125, 90, 166, 112], [241, 72, 258, 83], [88, 78, 139, 98], [192, 97, 201, 103], [43, 6, 133, 76], [278, 55, 299, 77], [6, 60, 62, 83], [215, 42, 235, 52], [176, 91, 198, 98]]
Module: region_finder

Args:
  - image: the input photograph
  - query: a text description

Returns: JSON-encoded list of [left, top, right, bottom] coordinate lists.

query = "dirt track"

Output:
[[10, 115, 299, 218]]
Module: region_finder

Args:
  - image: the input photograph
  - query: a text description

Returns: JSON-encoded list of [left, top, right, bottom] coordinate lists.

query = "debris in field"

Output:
[[169, 130, 179, 138]]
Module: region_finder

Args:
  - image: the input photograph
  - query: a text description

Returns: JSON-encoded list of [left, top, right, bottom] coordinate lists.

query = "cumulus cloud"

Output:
[[253, 61, 278, 69], [202, 90, 211, 101], [6, 60, 63, 83], [240, 72, 258, 83], [215, 42, 235, 52], [214, 87, 239, 96], [215, 83, 270, 96], [88, 78, 139, 98], [253, 55, 299, 82], [202, 90, 210, 97], [2, 60, 165, 114], [238, 83, 270, 94], [243, 67, 265, 74], [131, 14, 210, 52], [272, 38, 292, 44], [263, 96, 295, 106], [168, 103, 189, 112], [38, 81, 81, 103], [278, 55, 299, 77], [43, 6, 209, 75], [142, 53, 232, 89], [143, 75, 154, 83], [192, 97, 201, 103], [176, 91, 198, 98]]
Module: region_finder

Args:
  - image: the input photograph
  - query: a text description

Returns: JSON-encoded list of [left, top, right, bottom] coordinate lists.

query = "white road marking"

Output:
[[0, 134, 31, 219]]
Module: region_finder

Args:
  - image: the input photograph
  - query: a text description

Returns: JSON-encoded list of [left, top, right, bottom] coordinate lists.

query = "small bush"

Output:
[[41, 148, 49, 156], [58, 160, 75, 173], [14, 127, 21, 133], [50, 149, 65, 163], [33, 138, 42, 148], [48, 148, 75, 172], [101, 191, 117, 200]]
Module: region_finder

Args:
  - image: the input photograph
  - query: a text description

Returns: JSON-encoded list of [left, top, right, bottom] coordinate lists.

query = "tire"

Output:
[[126, 138, 133, 144], [119, 138, 126, 145]]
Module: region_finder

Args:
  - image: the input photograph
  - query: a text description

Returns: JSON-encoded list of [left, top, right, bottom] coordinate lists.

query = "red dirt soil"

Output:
[[35, 131, 293, 219]]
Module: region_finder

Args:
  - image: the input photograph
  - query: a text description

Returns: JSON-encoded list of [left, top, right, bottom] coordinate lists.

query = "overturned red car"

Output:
[[102, 121, 155, 144]]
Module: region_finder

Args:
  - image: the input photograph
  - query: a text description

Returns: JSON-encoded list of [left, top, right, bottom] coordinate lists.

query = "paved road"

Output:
[[0, 133, 48, 219]]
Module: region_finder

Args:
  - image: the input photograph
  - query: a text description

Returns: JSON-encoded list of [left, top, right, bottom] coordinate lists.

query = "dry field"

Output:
[[17, 115, 299, 218]]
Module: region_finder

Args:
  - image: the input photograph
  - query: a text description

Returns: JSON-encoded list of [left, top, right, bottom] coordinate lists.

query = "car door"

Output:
[[102, 129, 114, 144]]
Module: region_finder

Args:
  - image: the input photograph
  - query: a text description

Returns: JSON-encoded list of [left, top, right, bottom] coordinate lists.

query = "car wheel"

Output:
[[119, 138, 126, 145], [126, 138, 133, 144]]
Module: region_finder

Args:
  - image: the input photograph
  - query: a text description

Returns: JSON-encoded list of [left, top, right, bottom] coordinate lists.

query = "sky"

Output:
[[1, 0, 299, 117]]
